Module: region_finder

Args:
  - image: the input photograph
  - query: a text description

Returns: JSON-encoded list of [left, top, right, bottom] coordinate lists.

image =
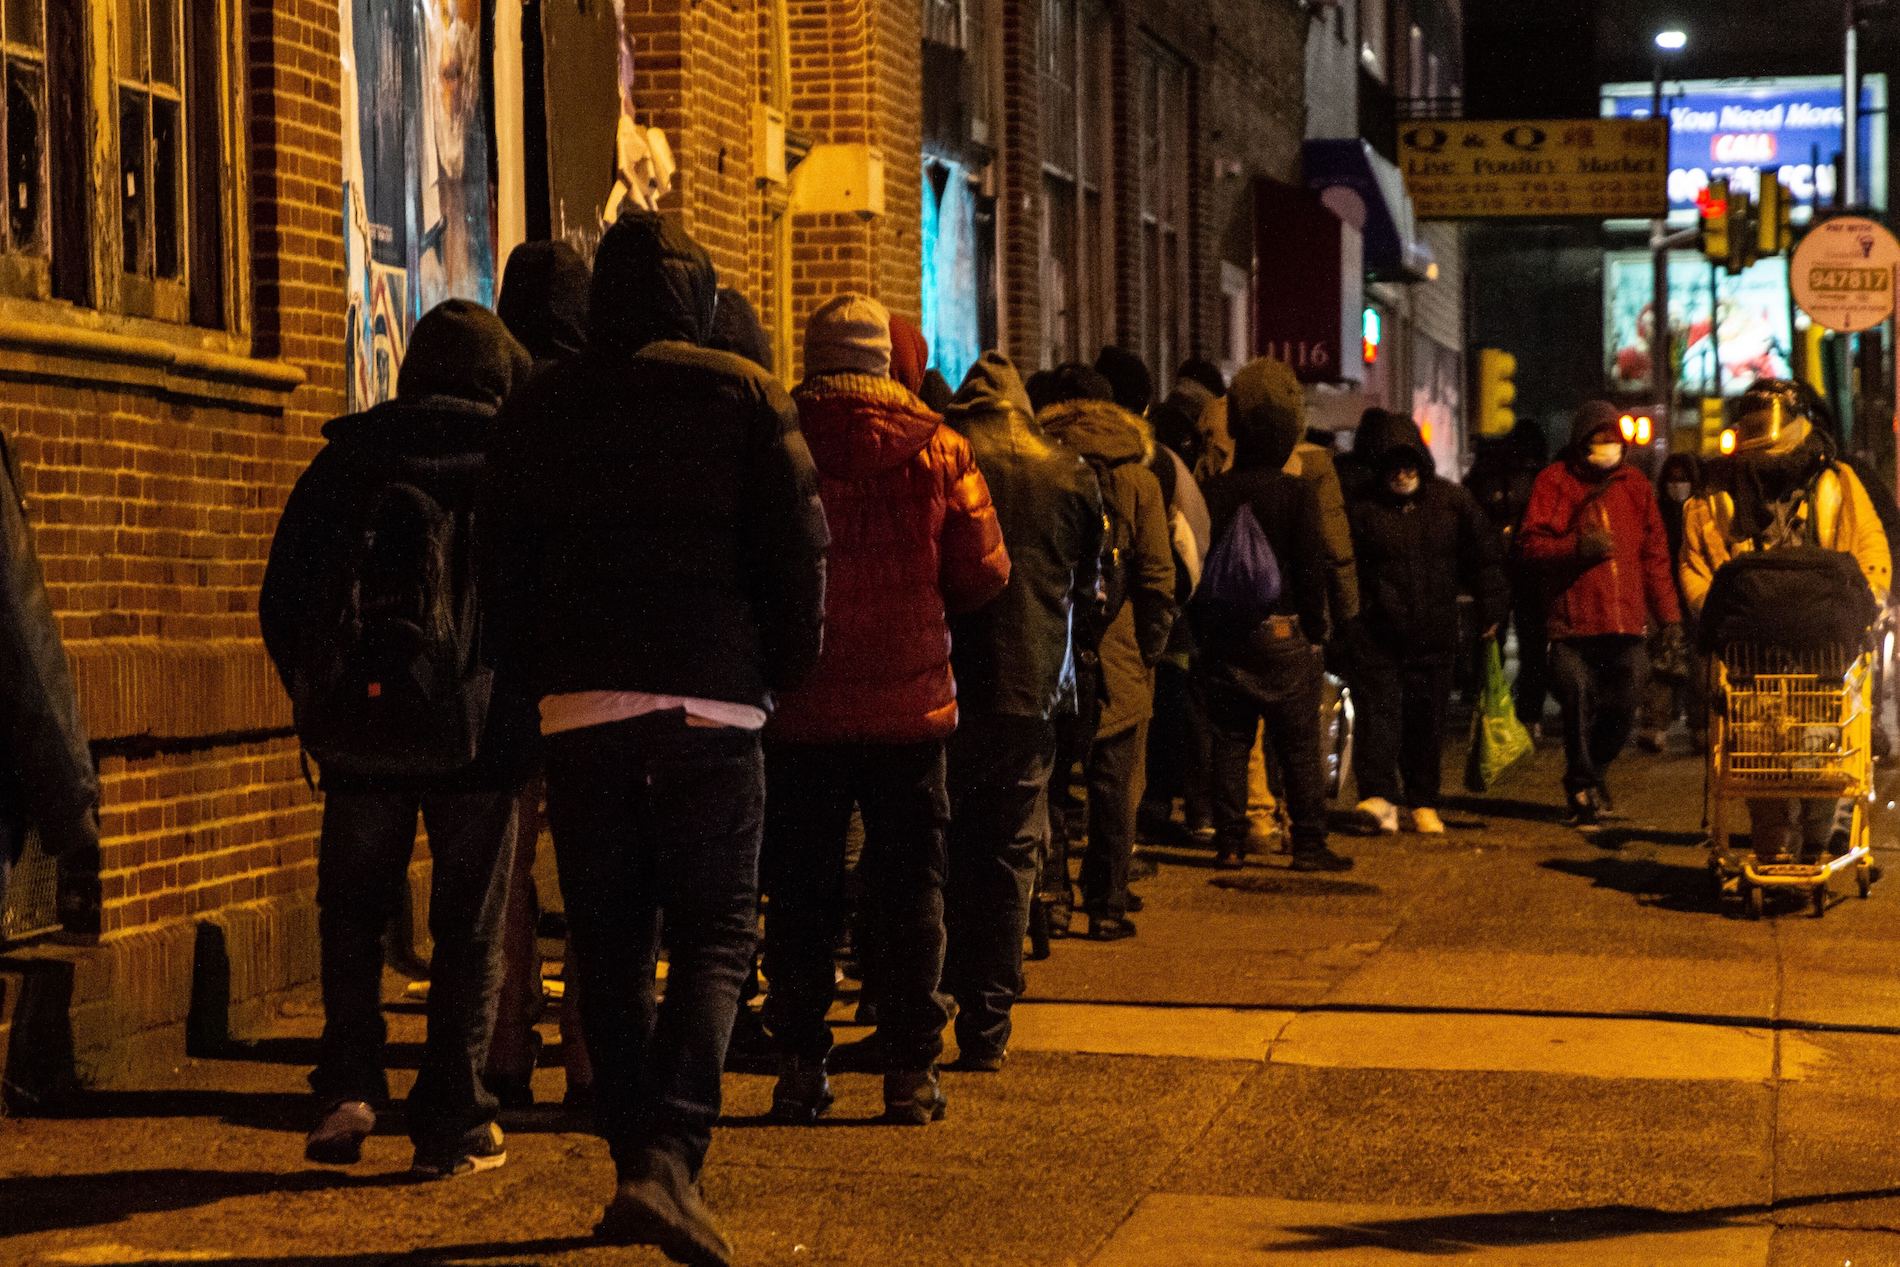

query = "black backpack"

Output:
[[1075, 455, 1134, 656], [291, 457, 492, 781], [1699, 546, 1878, 658]]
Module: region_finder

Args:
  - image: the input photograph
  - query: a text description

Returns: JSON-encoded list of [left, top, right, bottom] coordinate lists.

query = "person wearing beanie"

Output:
[[481, 211, 827, 1264], [1095, 344, 1155, 416], [889, 313, 930, 395], [1035, 364, 1178, 938], [1194, 358, 1355, 872], [262, 298, 533, 1179], [763, 291, 1009, 1128], [1518, 399, 1681, 825]]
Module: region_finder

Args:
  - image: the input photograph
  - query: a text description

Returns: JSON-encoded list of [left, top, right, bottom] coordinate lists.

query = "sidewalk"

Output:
[[5, 736, 1900, 1264]]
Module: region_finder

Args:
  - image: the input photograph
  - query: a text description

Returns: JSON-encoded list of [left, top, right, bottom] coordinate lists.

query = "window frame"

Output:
[[1135, 36, 1188, 389], [0, 0, 49, 300], [1038, 0, 1113, 368]]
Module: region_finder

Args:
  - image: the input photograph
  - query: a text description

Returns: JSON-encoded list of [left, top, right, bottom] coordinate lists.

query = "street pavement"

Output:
[[6, 731, 1900, 1265]]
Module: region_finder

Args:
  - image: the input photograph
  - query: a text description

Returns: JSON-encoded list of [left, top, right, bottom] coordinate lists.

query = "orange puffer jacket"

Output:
[[771, 373, 1010, 743]]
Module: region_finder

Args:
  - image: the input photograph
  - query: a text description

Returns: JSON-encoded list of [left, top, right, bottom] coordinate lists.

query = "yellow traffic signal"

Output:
[[1724, 188, 1754, 274], [1477, 348, 1517, 438], [1699, 397, 1727, 456], [1756, 168, 1792, 257], [1700, 176, 1730, 265]]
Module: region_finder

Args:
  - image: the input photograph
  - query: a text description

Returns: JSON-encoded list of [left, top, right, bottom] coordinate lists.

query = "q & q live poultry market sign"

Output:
[[1399, 118, 1669, 220]]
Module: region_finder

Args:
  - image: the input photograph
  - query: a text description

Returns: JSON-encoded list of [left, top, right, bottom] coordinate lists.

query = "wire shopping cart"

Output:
[[1707, 641, 1876, 917]]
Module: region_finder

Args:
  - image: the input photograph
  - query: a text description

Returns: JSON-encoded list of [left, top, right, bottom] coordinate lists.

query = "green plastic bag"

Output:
[[1465, 638, 1534, 792]]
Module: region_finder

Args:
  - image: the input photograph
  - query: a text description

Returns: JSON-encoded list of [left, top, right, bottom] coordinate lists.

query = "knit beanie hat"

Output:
[[889, 314, 929, 393], [805, 293, 892, 377], [1227, 357, 1306, 471]]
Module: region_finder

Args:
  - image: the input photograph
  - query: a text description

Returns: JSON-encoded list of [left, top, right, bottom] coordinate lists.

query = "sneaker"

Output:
[[596, 1148, 735, 1266], [1408, 807, 1447, 835], [1043, 900, 1074, 940], [1086, 914, 1137, 942], [1290, 846, 1355, 873], [1124, 890, 1145, 913], [769, 1055, 833, 1124], [305, 1099, 376, 1165], [882, 1068, 948, 1125], [1355, 797, 1401, 834], [1565, 788, 1599, 827], [1594, 784, 1627, 821], [411, 1121, 507, 1180], [948, 1044, 1007, 1073]]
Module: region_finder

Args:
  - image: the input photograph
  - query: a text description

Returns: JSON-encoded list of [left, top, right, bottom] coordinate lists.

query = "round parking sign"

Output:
[[1792, 215, 1900, 333]]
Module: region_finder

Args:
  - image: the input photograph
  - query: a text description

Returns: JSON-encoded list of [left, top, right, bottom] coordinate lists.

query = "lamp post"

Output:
[[1651, 29, 1686, 438]]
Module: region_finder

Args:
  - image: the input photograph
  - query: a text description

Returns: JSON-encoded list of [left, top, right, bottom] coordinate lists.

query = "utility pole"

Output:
[[1844, 0, 1860, 208], [1651, 56, 1672, 436]]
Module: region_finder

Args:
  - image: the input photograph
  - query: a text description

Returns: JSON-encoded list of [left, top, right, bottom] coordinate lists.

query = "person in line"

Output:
[[1343, 410, 1508, 834], [1037, 366, 1177, 939], [487, 239, 593, 1110], [262, 300, 532, 1178], [1679, 380, 1891, 861], [762, 294, 1008, 1127], [1638, 451, 1705, 753], [1465, 424, 1551, 733], [1095, 344, 1155, 418], [482, 212, 827, 1264], [1196, 359, 1354, 873], [940, 350, 1101, 1070], [1518, 401, 1680, 825]]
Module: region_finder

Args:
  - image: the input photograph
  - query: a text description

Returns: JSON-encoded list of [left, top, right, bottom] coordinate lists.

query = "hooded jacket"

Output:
[[771, 372, 1009, 743], [944, 353, 1105, 721], [479, 212, 828, 712], [1038, 397, 1177, 737], [1345, 411, 1508, 656], [262, 299, 534, 788], [497, 241, 589, 370], [1518, 403, 1680, 638], [1197, 360, 1332, 674]]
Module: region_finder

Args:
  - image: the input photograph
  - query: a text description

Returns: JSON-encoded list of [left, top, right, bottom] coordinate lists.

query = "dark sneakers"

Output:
[[1289, 846, 1354, 873], [769, 1055, 834, 1124], [1087, 914, 1137, 941], [410, 1121, 507, 1180], [597, 1149, 735, 1267], [1565, 787, 1600, 826], [882, 1068, 948, 1124], [304, 1099, 376, 1165], [947, 1044, 1007, 1073]]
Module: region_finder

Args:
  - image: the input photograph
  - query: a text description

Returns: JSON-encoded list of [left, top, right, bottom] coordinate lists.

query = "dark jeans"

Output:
[[1510, 572, 1551, 726], [1202, 639, 1328, 855], [762, 740, 950, 1071], [1549, 635, 1650, 796], [312, 785, 518, 1149], [1350, 640, 1454, 809], [1142, 661, 1211, 828], [1079, 722, 1145, 918], [943, 714, 1055, 1058], [543, 712, 764, 1179], [1043, 705, 1095, 907]]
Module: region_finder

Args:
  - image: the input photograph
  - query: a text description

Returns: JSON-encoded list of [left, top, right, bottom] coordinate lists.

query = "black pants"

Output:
[[943, 713, 1055, 1058], [1510, 570, 1551, 726], [543, 713, 765, 1179], [1549, 635, 1650, 796], [1202, 640, 1329, 856], [312, 785, 517, 1150], [762, 740, 950, 1071], [1142, 660, 1211, 828], [1350, 640, 1454, 809]]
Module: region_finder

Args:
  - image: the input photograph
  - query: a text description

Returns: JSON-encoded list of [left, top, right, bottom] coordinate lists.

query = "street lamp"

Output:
[[1651, 29, 1686, 441]]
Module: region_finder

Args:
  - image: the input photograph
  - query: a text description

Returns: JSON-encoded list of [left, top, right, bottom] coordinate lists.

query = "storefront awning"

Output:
[[1303, 139, 1436, 283]]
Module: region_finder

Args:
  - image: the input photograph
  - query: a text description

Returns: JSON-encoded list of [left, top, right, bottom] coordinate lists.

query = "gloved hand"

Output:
[[1577, 529, 1614, 562]]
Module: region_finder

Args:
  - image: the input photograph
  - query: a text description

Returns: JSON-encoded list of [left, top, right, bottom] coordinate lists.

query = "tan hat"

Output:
[[805, 293, 893, 377]]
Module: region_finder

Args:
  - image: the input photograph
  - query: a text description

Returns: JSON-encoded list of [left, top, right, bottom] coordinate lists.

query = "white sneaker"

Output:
[[1408, 807, 1447, 835], [1355, 797, 1400, 834]]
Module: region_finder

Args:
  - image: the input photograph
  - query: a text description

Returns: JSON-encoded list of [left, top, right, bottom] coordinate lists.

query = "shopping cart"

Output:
[[1707, 641, 1876, 918]]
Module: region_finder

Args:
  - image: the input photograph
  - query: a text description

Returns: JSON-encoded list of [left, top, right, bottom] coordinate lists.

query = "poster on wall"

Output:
[[921, 161, 982, 391], [341, 0, 498, 411], [1604, 250, 1793, 398]]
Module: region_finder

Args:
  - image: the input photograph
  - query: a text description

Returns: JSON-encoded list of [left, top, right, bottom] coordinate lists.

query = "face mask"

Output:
[[1665, 481, 1692, 502], [1587, 443, 1624, 470], [1388, 470, 1421, 497]]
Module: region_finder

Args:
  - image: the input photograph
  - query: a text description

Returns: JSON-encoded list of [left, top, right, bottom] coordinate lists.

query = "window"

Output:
[[0, 0, 44, 259], [1039, 0, 1112, 367], [115, 0, 182, 282], [1136, 39, 1188, 388]]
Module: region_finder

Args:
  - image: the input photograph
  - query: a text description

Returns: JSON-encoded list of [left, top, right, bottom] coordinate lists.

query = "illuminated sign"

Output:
[[1604, 251, 1793, 397], [1362, 307, 1382, 363], [1400, 118, 1668, 219], [1601, 76, 1888, 224]]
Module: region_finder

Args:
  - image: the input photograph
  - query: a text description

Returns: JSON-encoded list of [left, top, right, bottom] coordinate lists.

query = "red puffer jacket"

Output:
[[771, 373, 1010, 743], [1519, 458, 1680, 638]]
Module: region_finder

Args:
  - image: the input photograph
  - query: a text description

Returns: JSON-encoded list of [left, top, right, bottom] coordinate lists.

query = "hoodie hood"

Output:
[[1149, 379, 1214, 457], [890, 315, 929, 394], [1355, 409, 1435, 475], [588, 210, 717, 359], [1094, 345, 1154, 415], [1037, 396, 1154, 466], [709, 286, 773, 371], [497, 241, 590, 363], [794, 374, 940, 479], [322, 392, 497, 456], [396, 299, 530, 411], [1568, 400, 1624, 452], [1227, 358, 1305, 471], [945, 350, 1034, 424]]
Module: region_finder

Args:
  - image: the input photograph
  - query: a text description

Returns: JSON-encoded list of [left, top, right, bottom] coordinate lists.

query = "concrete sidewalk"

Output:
[[5, 737, 1900, 1265]]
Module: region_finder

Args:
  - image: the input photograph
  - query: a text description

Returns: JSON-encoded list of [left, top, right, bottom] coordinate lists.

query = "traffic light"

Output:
[[1476, 348, 1517, 439], [1700, 177, 1730, 265], [1756, 168, 1792, 257], [1699, 397, 1728, 457], [1725, 187, 1755, 274]]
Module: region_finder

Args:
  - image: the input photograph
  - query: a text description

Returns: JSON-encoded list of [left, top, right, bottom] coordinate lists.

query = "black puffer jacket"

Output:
[[1346, 411, 1508, 657], [945, 352, 1104, 720], [480, 212, 828, 709], [261, 300, 534, 789]]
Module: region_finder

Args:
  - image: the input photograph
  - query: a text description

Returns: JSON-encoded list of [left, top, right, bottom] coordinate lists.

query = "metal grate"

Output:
[[2, 827, 59, 943], [1717, 645, 1870, 792]]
